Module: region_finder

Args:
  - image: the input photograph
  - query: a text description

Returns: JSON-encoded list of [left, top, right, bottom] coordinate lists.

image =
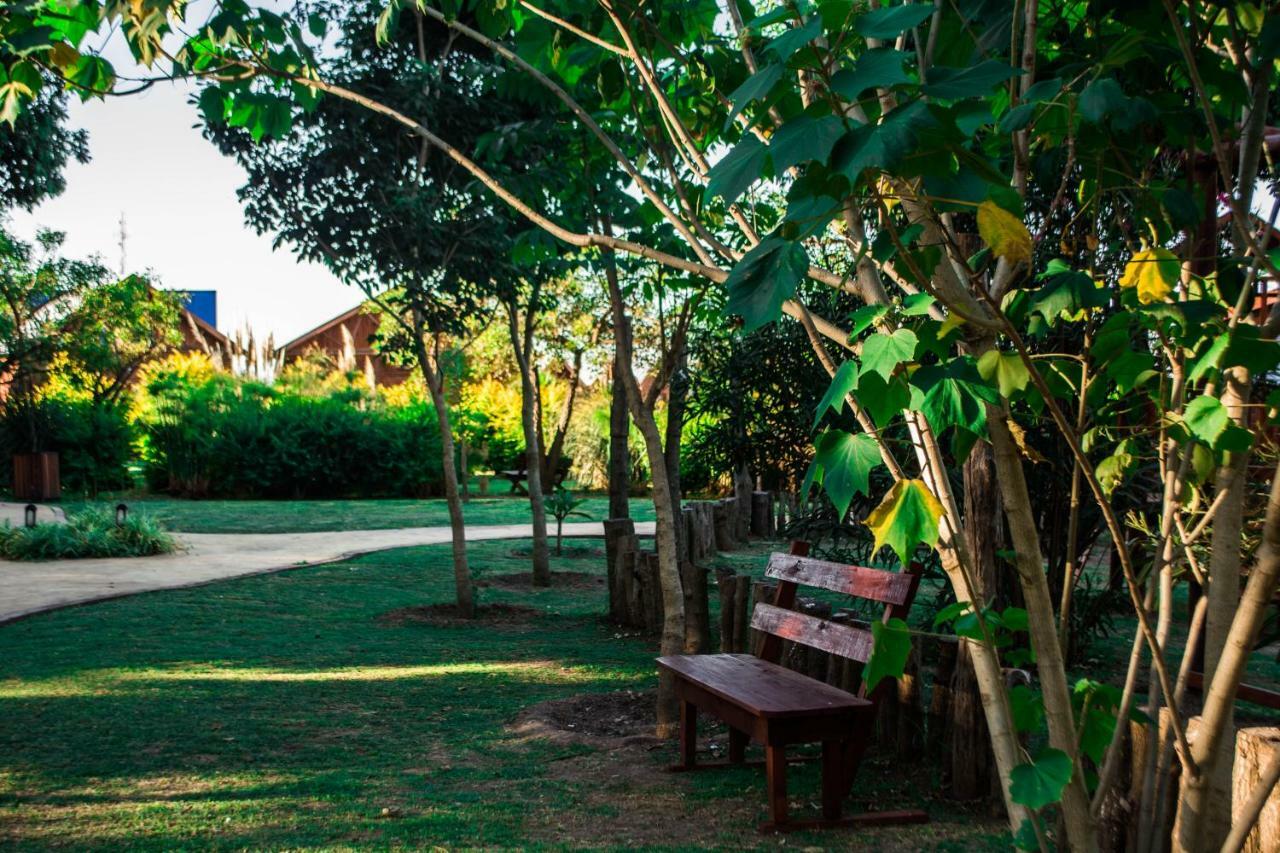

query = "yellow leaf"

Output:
[[49, 43, 80, 71], [1119, 248, 1178, 304], [977, 200, 1032, 267], [877, 175, 900, 211], [939, 312, 966, 338], [864, 479, 945, 565]]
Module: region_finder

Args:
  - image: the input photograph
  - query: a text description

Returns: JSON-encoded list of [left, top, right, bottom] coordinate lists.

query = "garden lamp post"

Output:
[[24, 504, 37, 529], [115, 503, 128, 526]]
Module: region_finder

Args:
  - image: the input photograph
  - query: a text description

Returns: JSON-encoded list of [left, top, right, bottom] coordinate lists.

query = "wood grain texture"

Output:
[[751, 604, 875, 663], [764, 553, 917, 605]]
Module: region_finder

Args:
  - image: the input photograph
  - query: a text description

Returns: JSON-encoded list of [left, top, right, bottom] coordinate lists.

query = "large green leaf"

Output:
[[764, 17, 822, 61], [860, 328, 918, 381], [1009, 749, 1074, 810], [848, 303, 889, 337], [855, 4, 935, 39], [814, 361, 859, 428], [830, 48, 911, 99], [813, 430, 882, 517], [864, 617, 912, 693], [724, 238, 809, 332], [831, 101, 931, 178], [725, 63, 784, 127], [770, 114, 846, 173], [977, 350, 1030, 399], [864, 478, 944, 564], [922, 60, 1020, 100], [908, 358, 1000, 436], [853, 370, 910, 429], [1029, 262, 1109, 326], [1182, 395, 1253, 452], [706, 135, 768, 203]]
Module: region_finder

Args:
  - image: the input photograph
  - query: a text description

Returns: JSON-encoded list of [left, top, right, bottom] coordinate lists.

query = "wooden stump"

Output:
[[1233, 727, 1280, 853], [716, 570, 737, 653], [603, 518, 636, 621], [639, 551, 664, 634], [619, 543, 643, 628], [731, 574, 751, 653], [713, 499, 738, 551], [733, 467, 753, 540], [947, 643, 993, 801], [751, 491, 773, 538], [681, 507, 697, 563], [681, 559, 711, 653], [926, 638, 958, 760]]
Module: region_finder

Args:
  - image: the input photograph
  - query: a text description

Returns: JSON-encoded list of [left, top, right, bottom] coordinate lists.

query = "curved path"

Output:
[[0, 521, 655, 626]]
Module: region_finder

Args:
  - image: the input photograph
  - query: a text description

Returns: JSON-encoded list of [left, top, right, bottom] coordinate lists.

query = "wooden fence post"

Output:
[[604, 518, 635, 621], [1233, 727, 1280, 853], [750, 491, 773, 538], [714, 498, 738, 551]]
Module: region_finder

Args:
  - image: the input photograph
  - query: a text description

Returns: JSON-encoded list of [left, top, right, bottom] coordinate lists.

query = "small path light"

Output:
[[115, 503, 129, 526], [24, 504, 37, 529]]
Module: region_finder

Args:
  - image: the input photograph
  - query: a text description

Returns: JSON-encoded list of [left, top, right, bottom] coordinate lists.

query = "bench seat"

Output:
[[657, 653, 871, 718]]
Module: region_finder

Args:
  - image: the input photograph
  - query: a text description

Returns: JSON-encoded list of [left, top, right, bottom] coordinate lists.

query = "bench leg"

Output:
[[765, 744, 788, 826], [729, 727, 748, 764], [821, 740, 843, 820], [679, 700, 697, 769]]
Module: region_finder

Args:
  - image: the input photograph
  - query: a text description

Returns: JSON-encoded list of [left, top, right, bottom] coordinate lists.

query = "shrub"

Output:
[[140, 371, 445, 498], [0, 395, 135, 495], [0, 509, 175, 561]]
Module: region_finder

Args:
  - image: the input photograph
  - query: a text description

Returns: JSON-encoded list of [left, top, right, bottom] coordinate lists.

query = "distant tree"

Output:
[[0, 69, 87, 211]]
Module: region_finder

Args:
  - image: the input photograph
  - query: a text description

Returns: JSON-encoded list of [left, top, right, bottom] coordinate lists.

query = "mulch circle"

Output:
[[476, 571, 605, 591], [511, 689, 663, 748], [375, 603, 542, 629]]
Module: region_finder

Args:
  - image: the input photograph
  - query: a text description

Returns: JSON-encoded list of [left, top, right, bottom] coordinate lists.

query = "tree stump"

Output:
[[639, 551, 664, 634], [681, 506, 698, 563], [947, 642, 993, 801], [619, 543, 643, 628], [926, 638, 958, 760], [603, 518, 636, 621], [731, 574, 751, 653], [1232, 727, 1280, 853], [716, 569, 737, 653], [681, 559, 710, 653], [750, 491, 773, 538], [714, 498, 738, 551], [733, 467, 753, 540]]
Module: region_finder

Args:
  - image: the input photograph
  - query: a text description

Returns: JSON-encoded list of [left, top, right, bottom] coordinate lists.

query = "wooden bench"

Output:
[[656, 544, 926, 831], [497, 461, 571, 495]]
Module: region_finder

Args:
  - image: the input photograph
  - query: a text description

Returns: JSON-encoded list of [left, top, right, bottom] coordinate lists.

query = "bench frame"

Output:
[[657, 542, 926, 831]]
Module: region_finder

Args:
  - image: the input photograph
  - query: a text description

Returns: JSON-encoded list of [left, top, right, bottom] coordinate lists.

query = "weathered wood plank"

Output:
[[765, 553, 917, 606], [751, 603, 874, 663]]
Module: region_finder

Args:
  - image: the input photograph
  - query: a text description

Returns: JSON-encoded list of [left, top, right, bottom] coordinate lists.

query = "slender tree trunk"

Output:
[[988, 411, 1098, 851], [507, 303, 552, 587], [663, 341, 689, 555], [1176, 458, 1280, 851], [543, 348, 583, 486], [417, 331, 474, 618], [1206, 368, 1250, 678], [605, 246, 631, 521]]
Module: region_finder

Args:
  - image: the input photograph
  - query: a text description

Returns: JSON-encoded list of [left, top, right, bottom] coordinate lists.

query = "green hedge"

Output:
[[142, 377, 444, 498], [0, 397, 135, 495]]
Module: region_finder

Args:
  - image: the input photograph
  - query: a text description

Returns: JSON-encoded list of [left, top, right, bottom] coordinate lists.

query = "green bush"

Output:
[[0, 396, 135, 495], [0, 509, 176, 561], [141, 373, 445, 498]]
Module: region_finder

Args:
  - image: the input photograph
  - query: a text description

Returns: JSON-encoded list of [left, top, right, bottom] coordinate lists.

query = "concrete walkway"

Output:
[[0, 521, 655, 625]]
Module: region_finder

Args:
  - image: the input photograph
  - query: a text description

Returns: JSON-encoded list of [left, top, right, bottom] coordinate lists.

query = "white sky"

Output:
[[3, 5, 358, 345]]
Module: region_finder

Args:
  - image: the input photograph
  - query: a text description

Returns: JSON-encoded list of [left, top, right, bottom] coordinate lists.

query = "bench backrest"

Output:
[[751, 545, 922, 699]]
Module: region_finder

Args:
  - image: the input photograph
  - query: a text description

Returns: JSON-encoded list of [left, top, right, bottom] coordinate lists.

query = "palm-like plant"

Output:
[[547, 487, 590, 555]]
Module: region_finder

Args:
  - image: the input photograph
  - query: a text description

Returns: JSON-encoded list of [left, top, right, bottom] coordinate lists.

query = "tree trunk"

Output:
[[949, 440, 1002, 800], [543, 347, 583, 486], [507, 304, 551, 587], [1207, 368, 1250, 678], [418, 334, 474, 618], [988, 412, 1097, 849], [607, 316, 630, 518]]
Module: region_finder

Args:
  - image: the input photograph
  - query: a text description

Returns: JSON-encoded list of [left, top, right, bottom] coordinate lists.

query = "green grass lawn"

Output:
[[58, 495, 656, 534], [0, 538, 1005, 850]]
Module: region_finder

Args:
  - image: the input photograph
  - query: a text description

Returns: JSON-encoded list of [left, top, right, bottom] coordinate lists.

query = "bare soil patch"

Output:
[[477, 571, 605, 591], [374, 603, 541, 629]]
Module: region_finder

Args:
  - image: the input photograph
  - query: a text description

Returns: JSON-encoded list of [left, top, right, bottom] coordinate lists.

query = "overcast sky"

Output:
[[3, 4, 358, 345]]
